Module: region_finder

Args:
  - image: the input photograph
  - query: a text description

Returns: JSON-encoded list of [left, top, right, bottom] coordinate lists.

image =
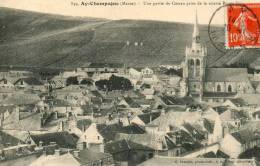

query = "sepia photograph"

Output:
[[0, 0, 260, 165]]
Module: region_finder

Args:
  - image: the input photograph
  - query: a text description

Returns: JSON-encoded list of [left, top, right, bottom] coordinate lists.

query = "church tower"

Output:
[[183, 10, 207, 97]]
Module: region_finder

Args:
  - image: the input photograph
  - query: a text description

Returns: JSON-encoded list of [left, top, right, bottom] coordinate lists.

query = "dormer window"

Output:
[[3, 79, 7, 84]]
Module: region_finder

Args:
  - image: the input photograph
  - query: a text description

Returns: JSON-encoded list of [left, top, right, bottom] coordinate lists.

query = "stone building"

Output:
[[182, 11, 255, 102]]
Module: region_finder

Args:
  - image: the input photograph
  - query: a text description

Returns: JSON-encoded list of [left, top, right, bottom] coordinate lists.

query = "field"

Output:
[[0, 7, 259, 69]]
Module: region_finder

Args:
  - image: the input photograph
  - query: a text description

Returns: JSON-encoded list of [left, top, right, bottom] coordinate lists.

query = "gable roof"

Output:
[[105, 139, 154, 154], [14, 77, 43, 86], [151, 111, 202, 130], [123, 97, 140, 108], [0, 93, 41, 106], [228, 98, 248, 107], [30, 132, 79, 149], [205, 68, 249, 82], [231, 129, 260, 144], [136, 112, 161, 124], [116, 133, 176, 150], [160, 96, 194, 106], [98, 123, 145, 142]]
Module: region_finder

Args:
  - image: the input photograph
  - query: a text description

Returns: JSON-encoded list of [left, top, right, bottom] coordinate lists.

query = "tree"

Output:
[[66, 76, 79, 86], [95, 75, 132, 91]]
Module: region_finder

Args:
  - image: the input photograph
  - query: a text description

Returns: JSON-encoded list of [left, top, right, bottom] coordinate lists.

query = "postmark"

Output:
[[208, 3, 260, 54]]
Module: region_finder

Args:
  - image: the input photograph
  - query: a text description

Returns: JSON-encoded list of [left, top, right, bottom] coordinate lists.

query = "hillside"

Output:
[[0, 7, 259, 69]]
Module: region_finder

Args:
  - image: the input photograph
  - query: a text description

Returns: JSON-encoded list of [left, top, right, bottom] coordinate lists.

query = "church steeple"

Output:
[[192, 9, 200, 44]]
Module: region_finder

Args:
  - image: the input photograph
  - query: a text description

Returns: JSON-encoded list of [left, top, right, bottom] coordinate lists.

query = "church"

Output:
[[181, 11, 255, 102]]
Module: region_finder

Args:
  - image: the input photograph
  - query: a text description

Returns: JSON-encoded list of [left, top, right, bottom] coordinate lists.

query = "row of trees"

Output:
[[66, 75, 133, 91]]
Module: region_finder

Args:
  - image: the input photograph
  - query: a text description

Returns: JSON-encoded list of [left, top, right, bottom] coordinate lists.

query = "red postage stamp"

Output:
[[226, 3, 260, 48]]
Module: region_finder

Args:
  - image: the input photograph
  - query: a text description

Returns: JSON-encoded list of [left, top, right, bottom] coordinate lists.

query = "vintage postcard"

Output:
[[1, 0, 260, 165]]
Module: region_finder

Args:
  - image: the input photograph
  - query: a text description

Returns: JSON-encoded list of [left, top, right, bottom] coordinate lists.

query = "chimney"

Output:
[[15, 107, 20, 121], [54, 111, 58, 120], [73, 150, 80, 158], [0, 113, 3, 127], [54, 149, 61, 156], [59, 121, 64, 131]]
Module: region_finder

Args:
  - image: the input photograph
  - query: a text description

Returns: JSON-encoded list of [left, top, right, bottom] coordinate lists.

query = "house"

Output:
[[51, 99, 84, 116], [140, 84, 155, 99], [115, 133, 176, 152], [118, 97, 142, 114], [222, 98, 249, 110], [105, 139, 154, 166], [150, 110, 202, 133], [1, 108, 42, 131], [221, 129, 260, 158], [53, 85, 88, 105], [77, 63, 125, 74], [0, 92, 41, 106], [141, 67, 158, 84], [29, 149, 114, 166], [77, 123, 104, 152], [30, 131, 79, 149], [0, 144, 38, 166], [14, 77, 46, 92], [128, 68, 142, 80], [0, 78, 14, 89]]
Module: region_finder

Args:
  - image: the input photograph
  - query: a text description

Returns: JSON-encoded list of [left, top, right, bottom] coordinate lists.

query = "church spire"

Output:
[[192, 9, 200, 43]]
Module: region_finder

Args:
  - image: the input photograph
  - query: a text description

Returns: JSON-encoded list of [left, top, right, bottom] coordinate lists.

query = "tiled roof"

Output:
[[98, 123, 145, 142], [0, 93, 41, 106], [136, 112, 161, 124], [213, 106, 229, 114], [124, 97, 140, 108], [205, 68, 249, 82], [116, 133, 176, 150], [229, 98, 247, 107], [160, 96, 194, 106], [203, 92, 237, 98], [14, 77, 43, 86], [231, 129, 260, 144], [30, 131, 79, 149], [105, 139, 154, 154]]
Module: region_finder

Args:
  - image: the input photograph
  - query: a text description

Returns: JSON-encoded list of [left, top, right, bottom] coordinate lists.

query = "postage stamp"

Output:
[[226, 3, 260, 48]]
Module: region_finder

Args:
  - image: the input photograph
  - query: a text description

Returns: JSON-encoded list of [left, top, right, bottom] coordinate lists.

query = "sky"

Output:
[[0, 0, 258, 24]]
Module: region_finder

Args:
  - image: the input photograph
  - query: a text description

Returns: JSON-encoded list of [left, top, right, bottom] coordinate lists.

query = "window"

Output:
[[217, 85, 221, 92], [97, 136, 100, 140], [190, 59, 194, 66], [196, 59, 200, 66], [228, 85, 232, 92], [3, 79, 7, 84]]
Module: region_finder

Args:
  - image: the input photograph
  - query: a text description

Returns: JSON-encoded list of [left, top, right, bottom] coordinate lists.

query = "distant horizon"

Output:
[[0, 0, 229, 25], [0, 6, 226, 26]]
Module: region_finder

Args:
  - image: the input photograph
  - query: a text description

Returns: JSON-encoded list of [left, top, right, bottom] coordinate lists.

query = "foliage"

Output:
[[66, 76, 79, 86], [95, 75, 132, 91]]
